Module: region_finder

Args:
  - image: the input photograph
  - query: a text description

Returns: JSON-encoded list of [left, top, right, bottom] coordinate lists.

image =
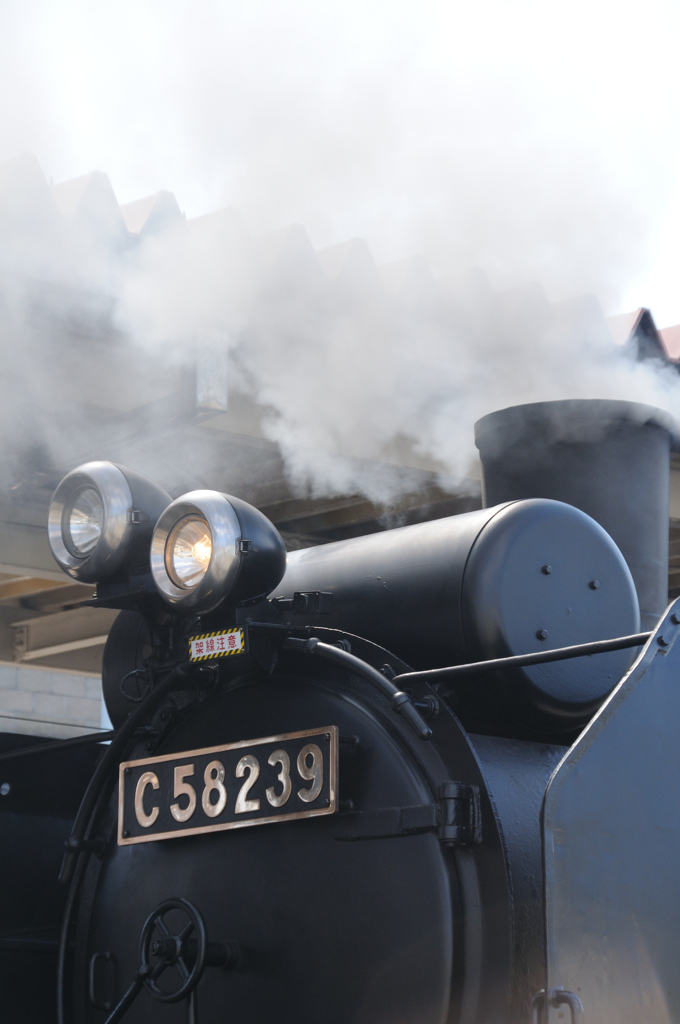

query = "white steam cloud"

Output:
[[114, 214, 680, 505], [0, 0, 679, 506]]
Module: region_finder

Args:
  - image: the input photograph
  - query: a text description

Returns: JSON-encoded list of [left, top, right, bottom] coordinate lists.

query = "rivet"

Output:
[[542, 565, 553, 575], [122, 830, 130, 839], [658, 635, 670, 648], [536, 629, 549, 641], [0, 782, 10, 796], [671, 613, 680, 626], [124, 767, 131, 775], [589, 580, 600, 590]]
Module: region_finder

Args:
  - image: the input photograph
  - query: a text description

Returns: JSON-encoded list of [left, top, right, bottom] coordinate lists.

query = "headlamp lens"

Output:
[[66, 487, 105, 556], [166, 516, 213, 589]]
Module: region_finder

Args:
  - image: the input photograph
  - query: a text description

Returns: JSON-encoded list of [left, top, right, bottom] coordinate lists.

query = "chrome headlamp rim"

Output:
[[48, 462, 133, 582], [151, 491, 241, 611]]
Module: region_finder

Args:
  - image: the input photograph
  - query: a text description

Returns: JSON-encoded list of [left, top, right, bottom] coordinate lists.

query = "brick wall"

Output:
[[0, 662, 106, 738]]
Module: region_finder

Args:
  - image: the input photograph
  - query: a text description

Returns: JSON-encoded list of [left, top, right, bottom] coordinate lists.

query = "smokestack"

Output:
[[474, 399, 677, 630]]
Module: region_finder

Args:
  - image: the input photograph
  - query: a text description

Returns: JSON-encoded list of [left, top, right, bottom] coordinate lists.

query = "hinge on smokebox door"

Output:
[[438, 782, 481, 846], [333, 781, 481, 845]]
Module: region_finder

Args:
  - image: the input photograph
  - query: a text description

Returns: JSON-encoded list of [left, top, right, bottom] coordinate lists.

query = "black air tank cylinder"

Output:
[[275, 498, 639, 726], [474, 400, 677, 630]]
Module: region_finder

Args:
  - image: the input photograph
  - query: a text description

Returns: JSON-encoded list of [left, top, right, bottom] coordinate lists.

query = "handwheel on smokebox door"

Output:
[[103, 897, 237, 1024], [139, 898, 207, 1003]]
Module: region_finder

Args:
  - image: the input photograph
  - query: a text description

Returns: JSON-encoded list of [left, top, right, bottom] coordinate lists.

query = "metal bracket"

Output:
[[532, 987, 583, 1023], [438, 782, 481, 847], [89, 951, 116, 1011], [275, 591, 333, 614], [127, 509, 149, 524]]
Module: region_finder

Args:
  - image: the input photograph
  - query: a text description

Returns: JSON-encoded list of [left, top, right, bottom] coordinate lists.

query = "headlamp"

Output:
[[48, 462, 172, 584], [151, 491, 287, 612]]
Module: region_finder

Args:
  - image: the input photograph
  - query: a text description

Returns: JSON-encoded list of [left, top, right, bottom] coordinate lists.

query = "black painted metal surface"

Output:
[[65, 626, 560, 1024], [76, 670, 459, 1023], [0, 733, 102, 1024], [542, 600, 680, 1022], [275, 498, 639, 729], [475, 399, 675, 629], [470, 735, 566, 1020]]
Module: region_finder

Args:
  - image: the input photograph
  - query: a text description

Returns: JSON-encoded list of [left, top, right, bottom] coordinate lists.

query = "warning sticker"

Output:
[[188, 628, 246, 662]]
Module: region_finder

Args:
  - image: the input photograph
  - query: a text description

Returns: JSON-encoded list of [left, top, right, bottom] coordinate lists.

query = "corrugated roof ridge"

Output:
[[119, 190, 183, 235], [607, 308, 646, 347]]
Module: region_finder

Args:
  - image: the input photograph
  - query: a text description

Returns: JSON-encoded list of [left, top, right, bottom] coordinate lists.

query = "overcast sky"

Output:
[[2, 0, 680, 324]]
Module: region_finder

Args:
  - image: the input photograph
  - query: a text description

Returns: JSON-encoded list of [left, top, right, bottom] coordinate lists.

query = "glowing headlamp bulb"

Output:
[[166, 515, 213, 589]]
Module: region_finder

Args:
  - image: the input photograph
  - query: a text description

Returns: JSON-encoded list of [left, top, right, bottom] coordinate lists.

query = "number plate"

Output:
[[118, 726, 338, 846]]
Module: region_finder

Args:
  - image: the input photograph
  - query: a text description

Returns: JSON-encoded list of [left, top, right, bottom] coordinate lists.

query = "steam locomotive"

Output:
[[3, 398, 680, 1024]]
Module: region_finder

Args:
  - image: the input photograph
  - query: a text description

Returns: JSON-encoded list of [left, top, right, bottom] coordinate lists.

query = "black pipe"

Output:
[[282, 637, 432, 740], [0, 730, 116, 764], [57, 663, 192, 1024], [58, 664, 190, 885], [393, 631, 652, 687]]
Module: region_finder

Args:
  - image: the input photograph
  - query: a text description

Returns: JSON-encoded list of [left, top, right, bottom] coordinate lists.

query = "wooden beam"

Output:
[[13, 607, 119, 663], [0, 577, 66, 601], [18, 635, 109, 662]]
